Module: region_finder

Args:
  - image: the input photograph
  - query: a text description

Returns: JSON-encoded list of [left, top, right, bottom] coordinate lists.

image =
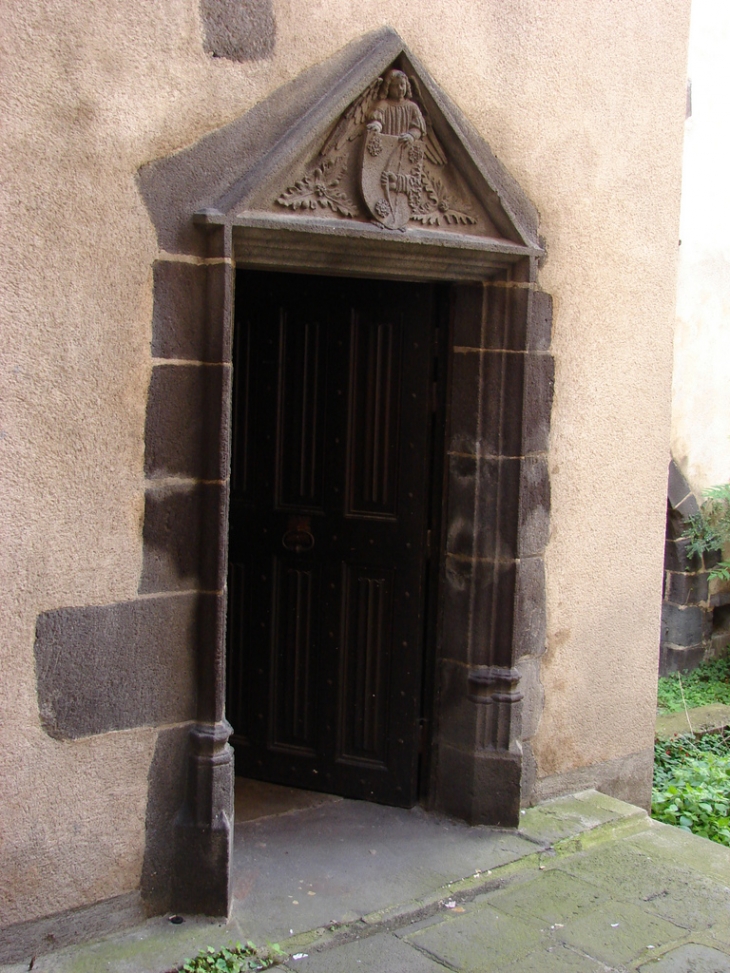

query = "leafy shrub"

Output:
[[656, 656, 730, 714], [179, 942, 285, 973], [683, 482, 730, 582], [652, 732, 730, 847]]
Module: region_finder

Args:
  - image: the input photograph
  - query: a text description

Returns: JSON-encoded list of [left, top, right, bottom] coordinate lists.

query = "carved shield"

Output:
[[361, 131, 423, 230]]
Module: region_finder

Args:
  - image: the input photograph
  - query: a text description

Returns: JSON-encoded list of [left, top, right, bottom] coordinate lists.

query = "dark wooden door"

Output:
[[226, 270, 437, 807]]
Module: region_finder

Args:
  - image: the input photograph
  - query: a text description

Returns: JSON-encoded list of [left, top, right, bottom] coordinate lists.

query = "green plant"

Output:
[[656, 657, 730, 714], [683, 482, 730, 582], [179, 941, 286, 973], [652, 732, 730, 847]]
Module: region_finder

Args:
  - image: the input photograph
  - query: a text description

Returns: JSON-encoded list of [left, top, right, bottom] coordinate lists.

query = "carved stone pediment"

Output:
[[275, 67, 485, 234], [197, 31, 542, 277]]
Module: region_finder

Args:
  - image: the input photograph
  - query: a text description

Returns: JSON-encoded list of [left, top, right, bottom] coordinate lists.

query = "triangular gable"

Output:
[[200, 29, 541, 259]]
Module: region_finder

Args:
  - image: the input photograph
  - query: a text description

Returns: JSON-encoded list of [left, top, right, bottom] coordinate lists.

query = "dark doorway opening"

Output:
[[226, 270, 448, 808]]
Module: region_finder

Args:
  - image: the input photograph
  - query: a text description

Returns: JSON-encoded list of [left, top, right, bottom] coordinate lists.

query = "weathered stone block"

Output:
[[526, 289, 552, 351], [517, 655, 544, 742], [171, 722, 234, 915], [434, 662, 478, 751], [34, 594, 204, 739], [200, 0, 276, 62], [513, 556, 547, 659], [445, 454, 520, 560], [152, 260, 230, 363], [140, 725, 191, 915], [144, 364, 231, 480], [667, 458, 693, 511], [449, 351, 525, 457], [434, 743, 522, 826], [140, 482, 228, 594], [661, 602, 711, 648], [659, 642, 707, 675], [441, 556, 517, 667], [521, 353, 554, 455], [663, 536, 702, 573], [518, 455, 550, 557], [453, 283, 530, 352], [664, 570, 709, 606], [451, 283, 485, 348]]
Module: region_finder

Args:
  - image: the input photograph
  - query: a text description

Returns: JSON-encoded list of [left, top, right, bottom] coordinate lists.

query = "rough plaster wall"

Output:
[[0, 0, 688, 925], [671, 0, 730, 494]]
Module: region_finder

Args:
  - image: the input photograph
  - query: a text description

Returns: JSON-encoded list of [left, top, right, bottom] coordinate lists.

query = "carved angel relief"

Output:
[[276, 69, 477, 231]]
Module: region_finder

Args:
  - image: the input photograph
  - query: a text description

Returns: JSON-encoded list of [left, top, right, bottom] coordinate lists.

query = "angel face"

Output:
[[388, 73, 409, 102]]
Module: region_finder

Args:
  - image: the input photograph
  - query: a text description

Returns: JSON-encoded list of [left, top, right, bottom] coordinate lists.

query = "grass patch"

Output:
[[656, 656, 730, 714], [176, 942, 286, 973], [652, 730, 730, 847]]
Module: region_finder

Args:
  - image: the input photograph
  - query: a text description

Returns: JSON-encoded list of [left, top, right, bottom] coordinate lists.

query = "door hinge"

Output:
[[426, 529, 432, 558]]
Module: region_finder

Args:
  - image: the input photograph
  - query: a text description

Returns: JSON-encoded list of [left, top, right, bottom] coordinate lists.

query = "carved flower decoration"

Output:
[[374, 199, 391, 219], [367, 134, 383, 156], [408, 190, 422, 210], [408, 142, 424, 165], [277, 156, 358, 218], [410, 171, 477, 226]]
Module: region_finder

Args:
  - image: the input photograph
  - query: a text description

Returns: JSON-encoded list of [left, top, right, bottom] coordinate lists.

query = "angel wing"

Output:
[[409, 76, 447, 167], [319, 77, 383, 157]]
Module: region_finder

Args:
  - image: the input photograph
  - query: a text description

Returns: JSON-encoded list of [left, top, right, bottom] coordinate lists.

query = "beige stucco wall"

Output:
[[0, 0, 689, 927], [671, 0, 730, 495]]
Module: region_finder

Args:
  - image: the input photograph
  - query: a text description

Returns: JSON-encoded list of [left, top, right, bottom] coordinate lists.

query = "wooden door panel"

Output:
[[230, 314, 254, 499], [269, 558, 320, 754], [227, 271, 435, 807], [346, 314, 401, 517], [276, 315, 326, 510], [338, 564, 394, 766]]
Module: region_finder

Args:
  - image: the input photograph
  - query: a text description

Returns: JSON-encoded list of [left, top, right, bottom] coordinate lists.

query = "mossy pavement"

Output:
[[3, 787, 729, 973]]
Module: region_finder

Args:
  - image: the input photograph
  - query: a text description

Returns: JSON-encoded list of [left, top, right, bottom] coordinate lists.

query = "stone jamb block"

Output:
[[152, 260, 230, 363], [521, 352, 554, 455], [144, 363, 231, 481], [517, 455, 550, 557], [140, 482, 228, 594]]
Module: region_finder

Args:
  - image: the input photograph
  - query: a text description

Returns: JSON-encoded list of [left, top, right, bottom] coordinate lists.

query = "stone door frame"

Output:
[[150, 213, 553, 905], [135, 27, 553, 916]]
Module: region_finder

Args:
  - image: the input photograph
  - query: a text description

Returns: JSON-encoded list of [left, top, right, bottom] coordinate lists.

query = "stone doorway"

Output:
[[133, 27, 553, 914]]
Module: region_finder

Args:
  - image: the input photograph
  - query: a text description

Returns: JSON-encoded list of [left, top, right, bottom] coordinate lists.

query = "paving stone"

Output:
[[559, 839, 726, 928], [518, 790, 639, 845], [556, 830, 730, 934], [500, 943, 606, 973], [636, 942, 730, 971], [283, 932, 446, 972], [404, 904, 545, 971], [476, 868, 611, 924], [558, 901, 687, 966], [16, 914, 237, 973], [626, 822, 730, 887], [632, 871, 730, 934]]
